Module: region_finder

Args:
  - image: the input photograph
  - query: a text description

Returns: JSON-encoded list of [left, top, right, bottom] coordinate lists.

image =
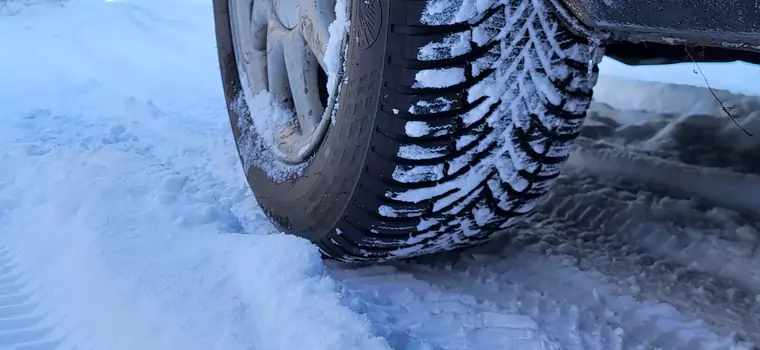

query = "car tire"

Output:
[[214, 0, 603, 262]]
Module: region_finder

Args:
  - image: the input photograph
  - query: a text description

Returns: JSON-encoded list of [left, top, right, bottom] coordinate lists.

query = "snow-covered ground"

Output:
[[1, 1, 759, 349]]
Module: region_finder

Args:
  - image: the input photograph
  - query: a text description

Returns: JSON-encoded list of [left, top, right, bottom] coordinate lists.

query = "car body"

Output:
[[557, 0, 760, 66]]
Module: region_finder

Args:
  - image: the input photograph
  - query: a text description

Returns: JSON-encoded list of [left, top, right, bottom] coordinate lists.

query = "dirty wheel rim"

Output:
[[228, 0, 343, 164]]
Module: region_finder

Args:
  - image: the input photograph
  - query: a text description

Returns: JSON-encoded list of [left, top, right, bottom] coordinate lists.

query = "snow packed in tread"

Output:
[[353, 0, 602, 260]]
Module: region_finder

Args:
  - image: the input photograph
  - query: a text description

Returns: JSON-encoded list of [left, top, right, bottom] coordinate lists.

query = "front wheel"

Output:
[[213, 0, 603, 262]]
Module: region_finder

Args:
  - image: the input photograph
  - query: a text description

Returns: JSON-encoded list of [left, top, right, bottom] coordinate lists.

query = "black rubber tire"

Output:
[[214, 0, 602, 262]]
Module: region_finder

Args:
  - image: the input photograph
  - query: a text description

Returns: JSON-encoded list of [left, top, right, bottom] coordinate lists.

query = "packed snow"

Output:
[[418, 32, 472, 61], [413, 68, 466, 88], [1, 0, 760, 349], [324, 0, 349, 125]]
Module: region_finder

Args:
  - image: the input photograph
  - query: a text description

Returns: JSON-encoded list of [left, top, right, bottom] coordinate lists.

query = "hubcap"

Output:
[[229, 0, 343, 164]]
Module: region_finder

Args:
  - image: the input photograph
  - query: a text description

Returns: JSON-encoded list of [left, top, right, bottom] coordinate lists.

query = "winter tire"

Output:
[[214, 0, 603, 262]]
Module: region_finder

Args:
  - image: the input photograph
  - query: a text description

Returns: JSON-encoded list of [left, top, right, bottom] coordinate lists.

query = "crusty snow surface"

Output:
[[1, 1, 759, 349]]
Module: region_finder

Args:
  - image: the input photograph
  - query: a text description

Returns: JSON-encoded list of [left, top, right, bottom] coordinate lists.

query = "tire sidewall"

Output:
[[214, 0, 389, 239]]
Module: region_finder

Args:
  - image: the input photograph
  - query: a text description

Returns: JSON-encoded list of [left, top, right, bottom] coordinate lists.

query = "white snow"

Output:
[[416, 218, 440, 231], [600, 56, 760, 97], [378, 205, 400, 218], [0, 2, 388, 349], [1, 0, 759, 349], [398, 144, 448, 160], [593, 74, 760, 118], [405, 121, 431, 137], [324, 0, 349, 124], [393, 164, 445, 183], [420, 0, 480, 25], [409, 97, 455, 114], [418, 32, 472, 61], [413, 67, 467, 88]]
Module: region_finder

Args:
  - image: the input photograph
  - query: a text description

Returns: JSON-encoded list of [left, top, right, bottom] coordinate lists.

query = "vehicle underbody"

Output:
[[558, 0, 760, 66]]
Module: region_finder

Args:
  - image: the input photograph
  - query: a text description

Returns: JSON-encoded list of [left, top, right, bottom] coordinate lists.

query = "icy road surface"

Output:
[[1, 0, 759, 349]]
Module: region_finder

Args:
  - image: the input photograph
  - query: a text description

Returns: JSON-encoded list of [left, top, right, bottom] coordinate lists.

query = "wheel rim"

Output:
[[228, 0, 344, 164]]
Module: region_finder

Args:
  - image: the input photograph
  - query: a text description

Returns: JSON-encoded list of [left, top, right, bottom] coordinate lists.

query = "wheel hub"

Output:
[[228, 0, 343, 164]]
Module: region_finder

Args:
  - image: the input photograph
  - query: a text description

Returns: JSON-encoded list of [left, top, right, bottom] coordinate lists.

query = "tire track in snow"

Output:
[[331, 265, 562, 350], [511, 171, 760, 346], [331, 160, 759, 349], [332, 246, 746, 349], [406, 252, 746, 350], [0, 246, 71, 350]]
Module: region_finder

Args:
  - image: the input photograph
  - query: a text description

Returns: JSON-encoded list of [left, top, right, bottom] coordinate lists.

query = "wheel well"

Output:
[[605, 41, 760, 66]]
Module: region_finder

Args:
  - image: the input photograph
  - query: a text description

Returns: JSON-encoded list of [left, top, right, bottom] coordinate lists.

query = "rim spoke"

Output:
[[229, 0, 267, 93], [265, 25, 292, 109], [296, 0, 335, 72], [246, 2, 269, 93], [283, 33, 326, 135], [229, 0, 343, 163]]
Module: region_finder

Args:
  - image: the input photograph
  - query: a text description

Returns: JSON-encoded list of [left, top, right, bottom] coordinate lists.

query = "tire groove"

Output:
[[301, 0, 602, 261]]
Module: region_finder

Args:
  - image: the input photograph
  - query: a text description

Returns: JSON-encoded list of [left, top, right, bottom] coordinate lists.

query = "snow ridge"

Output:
[[568, 137, 760, 214]]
